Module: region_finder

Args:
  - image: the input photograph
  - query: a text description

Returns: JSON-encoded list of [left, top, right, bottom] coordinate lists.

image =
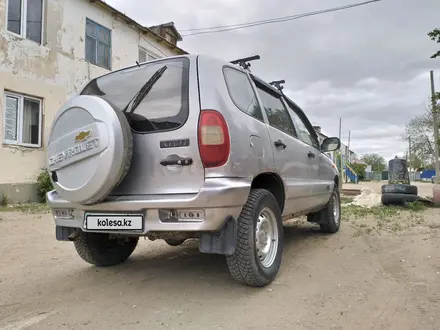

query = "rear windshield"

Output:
[[80, 57, 189, 133]]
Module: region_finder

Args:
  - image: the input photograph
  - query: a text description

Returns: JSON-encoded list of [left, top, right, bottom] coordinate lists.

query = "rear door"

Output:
[[252, 80, 317, 214], [81, 56, 205, 195]]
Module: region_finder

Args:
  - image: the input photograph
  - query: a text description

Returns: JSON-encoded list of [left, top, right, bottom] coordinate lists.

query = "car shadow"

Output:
[[74, 221, 331, 288], [28, 221, 335, 304]]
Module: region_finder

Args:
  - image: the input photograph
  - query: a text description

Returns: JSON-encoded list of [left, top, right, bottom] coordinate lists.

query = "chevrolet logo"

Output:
[[74, 130, 91, 143]]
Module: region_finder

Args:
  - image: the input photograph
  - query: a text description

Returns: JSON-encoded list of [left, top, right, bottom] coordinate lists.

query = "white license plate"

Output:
[[84, 214, 143, 230]]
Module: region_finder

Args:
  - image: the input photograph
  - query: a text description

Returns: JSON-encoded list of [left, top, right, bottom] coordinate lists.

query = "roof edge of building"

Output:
[[91, 0, 188, 55]]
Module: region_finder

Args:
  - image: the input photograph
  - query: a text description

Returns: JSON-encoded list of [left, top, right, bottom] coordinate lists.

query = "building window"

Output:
[[7, 0, 44, 44], [3, 92, 42, 148], [138, 47, 159, 62], [85, 18, 111, 70], [165, 32, 176, 44], [138, 47, 147, 63], [148, 53, 158, 61]]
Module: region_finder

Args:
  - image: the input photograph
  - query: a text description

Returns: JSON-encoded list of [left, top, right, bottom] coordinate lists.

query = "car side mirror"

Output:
[[321, 137, 341, 152]]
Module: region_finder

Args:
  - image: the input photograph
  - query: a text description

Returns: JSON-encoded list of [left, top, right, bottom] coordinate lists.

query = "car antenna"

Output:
[[135, 61, 141, 67], [269, 79, 286, 93], [230, 55, 260, 72]]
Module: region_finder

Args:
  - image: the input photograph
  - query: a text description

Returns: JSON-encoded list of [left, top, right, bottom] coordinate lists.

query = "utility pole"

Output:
[[408, 136, 411, 170], [430, 70, 440, 184], [338, 118, 343, 191], [347, 130, 351, 164]]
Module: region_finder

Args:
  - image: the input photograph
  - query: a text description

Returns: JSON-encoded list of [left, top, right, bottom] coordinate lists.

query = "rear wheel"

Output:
[[74, 232, 138, 266], [320, 189, 341, 233], [226, 189, 284, 287], [307, 187, 341, 233]]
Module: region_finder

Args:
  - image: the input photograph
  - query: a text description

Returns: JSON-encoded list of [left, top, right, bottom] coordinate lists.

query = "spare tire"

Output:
[[381, 184, 418, 196], [46, 95, 133, 205]]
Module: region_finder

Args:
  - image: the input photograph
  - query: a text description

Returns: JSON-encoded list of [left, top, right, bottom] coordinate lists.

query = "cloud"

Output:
[[107, 0, 440, 160]]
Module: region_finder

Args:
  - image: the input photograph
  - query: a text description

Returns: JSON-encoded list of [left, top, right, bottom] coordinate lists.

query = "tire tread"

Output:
[[226, 189, 282, 287]]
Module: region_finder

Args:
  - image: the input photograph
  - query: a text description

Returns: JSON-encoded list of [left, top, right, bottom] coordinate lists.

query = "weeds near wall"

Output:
[[1, 194, 9, 207], [37, 169, 53, 203]]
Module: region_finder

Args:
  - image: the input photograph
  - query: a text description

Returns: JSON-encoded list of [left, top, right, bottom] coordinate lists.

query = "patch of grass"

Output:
[[0, 203, 50, 214], [405, 201, 427, 211], [1, 194, 9, 207], [343, 204, 401, 219], [341, 196, 354, 204], [344, 201, 429, 235]]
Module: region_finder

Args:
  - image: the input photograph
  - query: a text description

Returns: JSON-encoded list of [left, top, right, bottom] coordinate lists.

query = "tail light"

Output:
[[198, 110, 230, 168]]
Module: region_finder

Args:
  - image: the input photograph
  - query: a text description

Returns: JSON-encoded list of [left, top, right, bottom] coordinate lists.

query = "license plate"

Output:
[[84, 214, 143, 230]]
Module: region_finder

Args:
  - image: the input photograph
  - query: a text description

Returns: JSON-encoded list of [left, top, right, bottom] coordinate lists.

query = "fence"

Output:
[[365, 171, 382, 181], [365, 171, 422, 182]]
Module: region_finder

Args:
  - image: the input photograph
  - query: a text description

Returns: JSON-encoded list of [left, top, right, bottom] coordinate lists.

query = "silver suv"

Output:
[[46, 54, 341, 287]]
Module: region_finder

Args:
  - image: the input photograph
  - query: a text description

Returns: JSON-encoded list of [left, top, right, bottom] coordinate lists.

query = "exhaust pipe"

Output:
[[68, 229, 81, 241]]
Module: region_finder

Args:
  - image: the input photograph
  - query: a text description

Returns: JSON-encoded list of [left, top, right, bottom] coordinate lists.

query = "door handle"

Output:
[[274, 139, 287, 149], [160, 156, 193, 166], [307, 151, 315, 159]]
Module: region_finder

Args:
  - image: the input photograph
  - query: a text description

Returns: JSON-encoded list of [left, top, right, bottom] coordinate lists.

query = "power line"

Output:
[[181, 0, 381, 36]]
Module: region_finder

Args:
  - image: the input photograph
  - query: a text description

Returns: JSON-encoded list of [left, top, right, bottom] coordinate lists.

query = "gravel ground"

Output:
[[0, 202, 439, 330]]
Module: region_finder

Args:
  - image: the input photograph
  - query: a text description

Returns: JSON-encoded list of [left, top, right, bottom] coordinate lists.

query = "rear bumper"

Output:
[[47, 177, 251, 234]]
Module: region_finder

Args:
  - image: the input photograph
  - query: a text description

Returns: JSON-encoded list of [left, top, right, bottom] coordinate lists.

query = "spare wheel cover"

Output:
[[47, 95, 133, 205]]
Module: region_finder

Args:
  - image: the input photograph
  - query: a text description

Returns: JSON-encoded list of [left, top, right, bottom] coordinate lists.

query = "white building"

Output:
[[0, 0, 186, 202], [313, 125, 357, 164], [313, 125, 359, 182]]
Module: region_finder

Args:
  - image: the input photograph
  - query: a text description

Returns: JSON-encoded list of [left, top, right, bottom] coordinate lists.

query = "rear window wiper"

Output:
[[123, 65, 168, 113]]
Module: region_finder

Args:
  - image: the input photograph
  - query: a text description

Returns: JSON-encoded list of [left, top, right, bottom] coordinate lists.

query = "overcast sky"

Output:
[[108, 0, 440, 161]]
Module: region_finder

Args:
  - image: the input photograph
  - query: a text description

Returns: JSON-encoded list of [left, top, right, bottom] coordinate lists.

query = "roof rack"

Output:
[[230, 55, 260, 71], [269, 80, 285, 92]]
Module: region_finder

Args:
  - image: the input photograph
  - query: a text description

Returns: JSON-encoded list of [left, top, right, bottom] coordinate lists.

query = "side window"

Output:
[[287, 103, 320, 149], [223, 68, 264, 121], [256, 85, 296, 136]]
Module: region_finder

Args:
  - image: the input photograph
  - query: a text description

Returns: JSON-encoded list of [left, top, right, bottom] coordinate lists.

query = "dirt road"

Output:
[[1, 205, 439, 330]]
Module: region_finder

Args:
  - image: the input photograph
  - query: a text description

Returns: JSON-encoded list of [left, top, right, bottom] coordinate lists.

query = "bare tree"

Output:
[[401, 105, 435, 167]]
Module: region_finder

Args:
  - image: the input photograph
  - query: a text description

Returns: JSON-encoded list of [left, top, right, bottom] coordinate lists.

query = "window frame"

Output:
[[80, 57, 190, 135], [85, 17, 112, 70], [253, 79, 297, 137], [282, 97, 321, 150], [3, 91, 43, 148], [222, 66, 265, 123], [138, 46, 160, 63], [5, 0, 45, 44], [138, 46, 147, 63], [147, 53, 159, 61]]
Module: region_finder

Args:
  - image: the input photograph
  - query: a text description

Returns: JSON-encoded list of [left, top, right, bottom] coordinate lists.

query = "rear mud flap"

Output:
[[199, 217, 237, 255], [56, 226, 79, 241]]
